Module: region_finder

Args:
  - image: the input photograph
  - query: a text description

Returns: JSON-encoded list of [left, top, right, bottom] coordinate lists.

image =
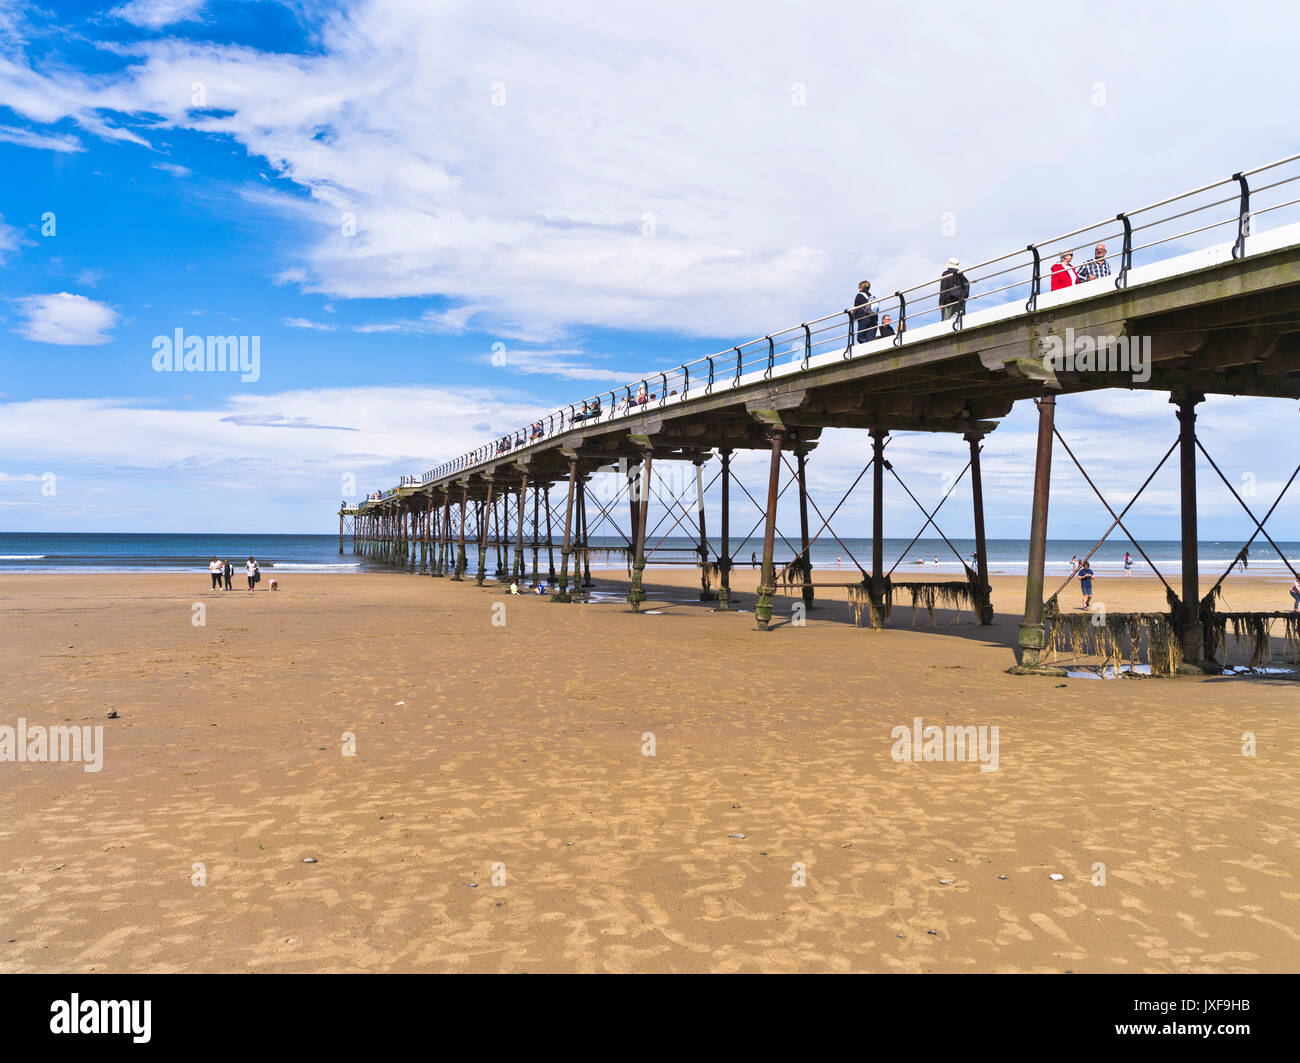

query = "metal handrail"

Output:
[[354, 153, 1300, 500]]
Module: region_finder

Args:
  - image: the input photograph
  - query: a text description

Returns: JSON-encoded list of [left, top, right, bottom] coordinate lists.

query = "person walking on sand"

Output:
[[222, 558, 233, 590], [1124, 551, 1133, 576], [246, 556, 259, 591], [1076, 559, 1095, 609], [1290, 575, 1300, 611], [208, 556, 222, 590]]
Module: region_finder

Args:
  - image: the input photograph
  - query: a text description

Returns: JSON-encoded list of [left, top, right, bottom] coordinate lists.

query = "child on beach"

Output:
[[1076, 559, 1095, 609], [223, 559, 233, 590]]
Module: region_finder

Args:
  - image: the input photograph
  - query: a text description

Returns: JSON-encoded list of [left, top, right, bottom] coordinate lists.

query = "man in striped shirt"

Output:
[[1076, 243, 1112, 282]]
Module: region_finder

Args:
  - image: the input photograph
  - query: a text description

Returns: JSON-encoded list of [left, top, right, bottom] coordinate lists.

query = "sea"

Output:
[[1, 532, 1297, 581]]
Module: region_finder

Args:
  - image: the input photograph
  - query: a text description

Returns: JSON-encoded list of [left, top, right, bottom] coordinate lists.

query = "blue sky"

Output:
[[0, 0, 1297, 541]]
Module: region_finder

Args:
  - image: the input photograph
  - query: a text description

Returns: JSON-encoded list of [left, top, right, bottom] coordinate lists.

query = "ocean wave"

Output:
[[0, 554, 47, 559]]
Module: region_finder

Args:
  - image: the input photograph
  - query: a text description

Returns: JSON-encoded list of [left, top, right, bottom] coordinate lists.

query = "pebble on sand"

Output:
[[727, 832, 746, 839], [303, 857, 318, 864], [1049, 873, 1064, 881]]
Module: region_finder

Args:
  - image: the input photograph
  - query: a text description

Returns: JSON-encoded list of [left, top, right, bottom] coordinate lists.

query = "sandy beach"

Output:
[[1, 567, 1297, 973]]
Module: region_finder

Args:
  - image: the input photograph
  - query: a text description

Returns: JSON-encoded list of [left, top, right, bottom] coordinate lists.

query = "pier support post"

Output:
[[338, 510, 344, 554], [436, 491, 450, 576], [755, 428, 786, 631], [515, 474, 529, 583], [531, 485, 540, 582], [477, 479, 494, 586], [453, 486, 468, 580], [695, 454, 715, 601], [1173, 389, 1213, 673], [579, 476, 593, 587], [718, 449, 733, 610], [870, 428, 888, 628], [796, 445, 814, 609], [553, 459, 578, 602], [544, 487, 557, 580], [1013, 394, 1065, 674], [966, 431, 994, 625], [629, 453, 652, 611]]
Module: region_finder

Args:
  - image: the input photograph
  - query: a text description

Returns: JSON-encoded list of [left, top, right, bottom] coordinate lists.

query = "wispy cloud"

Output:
[[110, 0, 206, 30], [0, 124, 83, 153], [284, 316, 337, 331]]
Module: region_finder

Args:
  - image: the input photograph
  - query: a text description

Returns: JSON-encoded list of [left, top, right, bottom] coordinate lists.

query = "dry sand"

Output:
[[1, 567, 1297, 973]]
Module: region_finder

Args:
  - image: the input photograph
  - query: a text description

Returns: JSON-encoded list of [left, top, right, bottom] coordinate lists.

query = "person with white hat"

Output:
[[939, 258, 969, 321]]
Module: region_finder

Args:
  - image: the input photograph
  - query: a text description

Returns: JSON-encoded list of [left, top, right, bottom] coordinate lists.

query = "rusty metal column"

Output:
[[796, 445, 813, 609], [966, 432, 994, 625], [554, 459, 578, 602], [531, 485, 540, 582], [514, 475, 529, 582], [694, 454, 714, 601], [579, 476, 593, 587], [438, 490, 451, 576], [477, 479, 494, 586], [1016, 394, 1060, 671], [453, 485, 468, 580], [1173, 390, 1208, 671], [718, 449, 733, 611], [544, 486, 556, 580], [755, 429, 786, 630], [870, 428, 887, 627], [629, 453, 652, 611]]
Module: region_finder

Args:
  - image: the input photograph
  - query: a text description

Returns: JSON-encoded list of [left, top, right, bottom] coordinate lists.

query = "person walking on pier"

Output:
[[853, 281, 875, 344], [1075, 559, 1095, 610], [1050, 250, 1077, 290], [939, 258, 968, 321], [1076, 243, 1111, 283], [208, 556, 222, 590]]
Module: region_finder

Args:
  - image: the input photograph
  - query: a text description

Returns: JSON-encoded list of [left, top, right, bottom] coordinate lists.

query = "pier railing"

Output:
[[360, 152, 1300, 502]]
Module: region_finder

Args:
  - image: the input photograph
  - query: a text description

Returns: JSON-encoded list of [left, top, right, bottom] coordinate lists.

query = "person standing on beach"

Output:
[[1076, 559, 1095, 609], [223, 559, 233, 590], [208, 556, 222, 590], [1290, 576, 1300, 611], [1124, 551, 1133, 576], [246, 556, 259, 591]]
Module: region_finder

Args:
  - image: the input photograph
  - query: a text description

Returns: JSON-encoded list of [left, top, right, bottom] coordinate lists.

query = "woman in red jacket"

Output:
[[1050, 250, 1078, 291]]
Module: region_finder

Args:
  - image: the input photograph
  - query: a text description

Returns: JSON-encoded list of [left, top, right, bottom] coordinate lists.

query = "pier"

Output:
[[341, 156, 1300, 676]]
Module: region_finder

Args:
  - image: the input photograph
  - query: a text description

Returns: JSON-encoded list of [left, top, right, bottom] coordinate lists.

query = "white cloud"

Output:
[[2, 1, 1297, 340], [284, 316, 336, 331], [0, 123, 83, 152], [0, 212, 23, 264], [111, 0, 206, 29], [12, 292, 119, 345], [153, 161, 192, 177]]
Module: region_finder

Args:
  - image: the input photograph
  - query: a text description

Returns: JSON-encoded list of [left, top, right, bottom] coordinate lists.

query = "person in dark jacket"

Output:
[[852, 281, 875, 344], [877, 313, 895, 337], [939, 258, 969, 321]]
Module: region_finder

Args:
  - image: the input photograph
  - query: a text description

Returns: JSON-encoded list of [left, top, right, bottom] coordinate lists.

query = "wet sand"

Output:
[[1, 568, 1297, 973]]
